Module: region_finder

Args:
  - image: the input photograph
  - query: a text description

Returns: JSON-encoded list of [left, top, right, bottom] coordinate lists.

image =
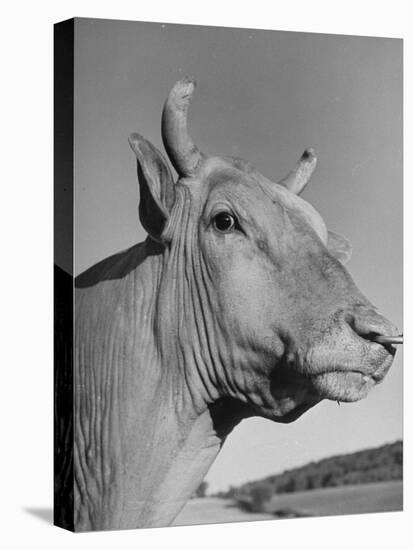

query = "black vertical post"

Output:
[[54, 18, 74, 532]]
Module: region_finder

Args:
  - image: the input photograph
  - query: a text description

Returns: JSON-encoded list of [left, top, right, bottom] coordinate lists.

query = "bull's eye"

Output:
[[213, 212, 236, 233]]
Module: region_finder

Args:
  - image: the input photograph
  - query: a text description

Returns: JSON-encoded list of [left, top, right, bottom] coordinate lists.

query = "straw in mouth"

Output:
[[371, 334, 403, 345]]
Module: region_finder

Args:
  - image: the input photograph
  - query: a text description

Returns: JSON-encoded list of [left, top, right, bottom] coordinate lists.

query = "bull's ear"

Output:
[[128, 133, 175, 243], [327, 231, 352, 265]]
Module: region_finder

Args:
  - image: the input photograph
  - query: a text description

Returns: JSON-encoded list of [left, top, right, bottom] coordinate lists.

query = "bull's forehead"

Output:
[[263, 181, 328, 244], [179, 156, 328, 243]]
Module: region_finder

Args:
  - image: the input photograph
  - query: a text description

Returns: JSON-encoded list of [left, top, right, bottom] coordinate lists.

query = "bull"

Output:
[[69, 78, 401, 530]]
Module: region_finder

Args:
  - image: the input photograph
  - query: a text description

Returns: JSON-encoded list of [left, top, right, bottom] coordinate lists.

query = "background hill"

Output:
[[215, 440, 402, 503]]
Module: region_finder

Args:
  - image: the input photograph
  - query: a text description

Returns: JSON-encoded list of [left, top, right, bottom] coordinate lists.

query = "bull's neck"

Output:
[[116, 386, 223, 529], [116, 239, 245, 528], [155, 190, 225, 411], [123, 240, 224, 528], [75, 240, 241, 531]]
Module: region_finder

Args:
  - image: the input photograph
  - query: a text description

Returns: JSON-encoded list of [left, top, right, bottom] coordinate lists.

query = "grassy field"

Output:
[[173, 481, 402, 526], [267, 480, 402, 518]]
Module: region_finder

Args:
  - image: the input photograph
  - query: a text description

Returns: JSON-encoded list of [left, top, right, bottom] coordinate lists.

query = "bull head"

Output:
[[128, 78, 401, 423]]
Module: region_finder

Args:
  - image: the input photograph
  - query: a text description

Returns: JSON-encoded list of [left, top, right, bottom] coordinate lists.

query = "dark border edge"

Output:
[[54, 18, 75, 533]]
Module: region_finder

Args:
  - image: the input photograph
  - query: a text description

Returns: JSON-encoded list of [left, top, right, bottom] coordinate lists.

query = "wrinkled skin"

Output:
[[70, 81, 398, 532]]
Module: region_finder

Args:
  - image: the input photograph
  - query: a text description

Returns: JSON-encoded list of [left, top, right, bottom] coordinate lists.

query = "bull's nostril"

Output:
[[359, 331, 380, 343], [345, 309, 400, 346], [344, 312, 357, 331]]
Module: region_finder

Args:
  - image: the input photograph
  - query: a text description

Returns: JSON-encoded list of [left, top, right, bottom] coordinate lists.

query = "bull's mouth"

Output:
[[268, 340, 396, 413], [309, 349, 395, 403], [261, 338, 399, 422]]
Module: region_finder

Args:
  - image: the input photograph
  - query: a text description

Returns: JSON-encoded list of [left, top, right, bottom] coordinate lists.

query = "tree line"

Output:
[[216, 440, 402, 502]]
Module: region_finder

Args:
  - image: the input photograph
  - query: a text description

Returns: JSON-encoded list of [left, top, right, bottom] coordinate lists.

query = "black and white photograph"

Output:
[[54, 17, 403, 532], [3, 4, 410, 549]]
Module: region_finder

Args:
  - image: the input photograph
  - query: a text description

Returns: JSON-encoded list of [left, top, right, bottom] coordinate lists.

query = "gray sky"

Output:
[[74, 18, 402, 492]]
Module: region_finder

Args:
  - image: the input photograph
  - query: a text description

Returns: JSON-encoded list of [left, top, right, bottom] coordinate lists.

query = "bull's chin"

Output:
[[259, 395, 321, 424], [310, 371, 379, 402]]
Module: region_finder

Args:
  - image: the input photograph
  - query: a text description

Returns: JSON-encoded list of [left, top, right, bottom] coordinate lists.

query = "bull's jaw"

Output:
[[265, 396, 322, 424], [248, 338, 395, 420], [265, 389, 322, 423], [248, 361, 321, 423], [232, 377, 321, 425]]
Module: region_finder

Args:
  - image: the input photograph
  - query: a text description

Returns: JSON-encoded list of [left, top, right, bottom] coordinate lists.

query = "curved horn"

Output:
[[279, 148, 317, 195], [161, 77, 204, 176]]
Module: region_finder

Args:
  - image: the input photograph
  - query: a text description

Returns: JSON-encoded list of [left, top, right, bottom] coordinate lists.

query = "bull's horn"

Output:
[[279, 148, 317, 195], [161, 77, 204, 177]]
